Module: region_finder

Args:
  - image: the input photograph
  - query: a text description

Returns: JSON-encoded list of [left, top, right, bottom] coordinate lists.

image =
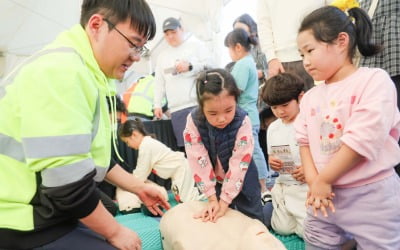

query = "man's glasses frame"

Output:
[[103, 18, 149, 56]]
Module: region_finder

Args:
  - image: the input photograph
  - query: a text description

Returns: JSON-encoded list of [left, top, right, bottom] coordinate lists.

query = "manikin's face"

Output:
[[270, 99, 300, 124], [202, 90, 236, 129], [90, 16, 148, 80]]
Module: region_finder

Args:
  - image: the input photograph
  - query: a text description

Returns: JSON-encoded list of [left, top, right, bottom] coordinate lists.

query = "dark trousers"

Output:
[[171, 106, 195, 147], [99, 189, 118, 216], [33, 223, 116, 250]]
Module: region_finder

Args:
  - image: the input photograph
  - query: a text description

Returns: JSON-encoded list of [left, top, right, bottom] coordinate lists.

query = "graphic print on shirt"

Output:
[[197, 156, 207, 168], [239, 153, 251, 171], [184, 132, 193, 147], [184, 132, 202, 148], [237, 136, 248, 147], [224, 171, 232, 183], [209, 169, 216, 182], [320, 114, 343, 154], [194, 174, 205, 192], [235, 179, 243, 191]]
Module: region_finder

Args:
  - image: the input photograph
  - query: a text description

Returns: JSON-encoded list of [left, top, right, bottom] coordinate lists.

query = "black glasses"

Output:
[[103, 18, 149, 56]]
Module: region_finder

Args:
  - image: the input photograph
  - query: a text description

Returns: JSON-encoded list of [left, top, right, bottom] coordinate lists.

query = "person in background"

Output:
[[257, 0, 330, 90], [296, 5, 400, 249], [233, 13, 268, 86], [153, 17, 213, 151], [359, 0, 399, 109], [0, 1, 169, 249], [116, 118, 203, 212], [123, 73, 155, 120], [359, 0, 400, 176], [262, 73, 308, 238], [258, 107, 277, 177], [225, 28, 271, 204], [184, 69, 265, 224], [97, 95, 128, 216]]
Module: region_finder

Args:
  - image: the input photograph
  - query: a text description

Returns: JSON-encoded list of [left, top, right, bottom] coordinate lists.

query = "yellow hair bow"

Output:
[[330, 0, 360, 11]]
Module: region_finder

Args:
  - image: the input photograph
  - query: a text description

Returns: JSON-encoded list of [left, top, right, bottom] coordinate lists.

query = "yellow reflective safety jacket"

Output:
[[0, 25, 114, 249]]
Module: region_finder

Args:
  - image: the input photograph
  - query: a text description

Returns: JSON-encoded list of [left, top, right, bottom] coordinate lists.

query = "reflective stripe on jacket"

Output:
[[0, 24, 113, 238]]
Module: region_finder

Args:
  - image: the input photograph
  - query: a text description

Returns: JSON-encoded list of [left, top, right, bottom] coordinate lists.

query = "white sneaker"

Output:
[[261, 190, 272, 205]]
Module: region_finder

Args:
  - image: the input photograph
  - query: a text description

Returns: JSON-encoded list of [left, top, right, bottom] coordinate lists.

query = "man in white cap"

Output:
[[153, 17, 213, 151]]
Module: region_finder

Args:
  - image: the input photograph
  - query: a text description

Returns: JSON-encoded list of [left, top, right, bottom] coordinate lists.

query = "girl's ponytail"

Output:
[[348, 7, 382, 57], [225, 28, 254, 52], [248, 34, 258, 47], [299, 6, 381, 60]]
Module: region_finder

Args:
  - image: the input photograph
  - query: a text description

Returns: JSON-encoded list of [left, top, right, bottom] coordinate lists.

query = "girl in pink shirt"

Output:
[[183, 68, 264, 223], [295, 5, 400, 249]]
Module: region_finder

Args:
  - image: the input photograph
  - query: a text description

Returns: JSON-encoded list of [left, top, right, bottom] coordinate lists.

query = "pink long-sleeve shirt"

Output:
[[294, 67, 400, 187], [184, 114, 254, 204]]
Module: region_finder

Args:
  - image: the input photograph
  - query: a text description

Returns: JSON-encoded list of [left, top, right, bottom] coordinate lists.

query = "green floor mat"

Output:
[[271, 231, 305, 250], [116, 212, 162, 250]]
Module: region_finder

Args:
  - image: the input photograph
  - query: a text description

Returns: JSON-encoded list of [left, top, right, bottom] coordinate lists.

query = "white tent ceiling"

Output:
[[0, 0, 232, 79], [0, 0, 258, 88], [0, 0, 81, 56]]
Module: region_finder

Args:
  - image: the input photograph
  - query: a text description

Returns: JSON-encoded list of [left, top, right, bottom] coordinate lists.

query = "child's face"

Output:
[[228, 44, 242, 62], [121, 132, 141, 150], [297, 29, 343, 83], [202, 90, 236, 129], [271, 99, 299, 124]]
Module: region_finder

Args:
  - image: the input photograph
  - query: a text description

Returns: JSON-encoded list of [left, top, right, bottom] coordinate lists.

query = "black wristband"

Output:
[[188, 63, 193, 71]]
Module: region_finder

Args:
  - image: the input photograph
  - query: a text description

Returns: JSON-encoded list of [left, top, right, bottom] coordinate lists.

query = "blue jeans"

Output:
[[252, 125, 268, 180]]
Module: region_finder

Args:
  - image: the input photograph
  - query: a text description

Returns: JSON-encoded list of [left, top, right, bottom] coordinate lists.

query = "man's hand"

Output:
[[257, 70, 265, 80], [267, 58, 285, 78], [175, 60, 191, 74], [106, 165, 169, 215], [107, 225, 142, 250], [153, 108, 163, 119], [136, 183, 170, 216]]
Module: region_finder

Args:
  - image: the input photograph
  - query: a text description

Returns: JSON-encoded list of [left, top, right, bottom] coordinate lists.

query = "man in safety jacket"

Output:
[[0, 0, 169, 249], [124, 73, 168, 120]]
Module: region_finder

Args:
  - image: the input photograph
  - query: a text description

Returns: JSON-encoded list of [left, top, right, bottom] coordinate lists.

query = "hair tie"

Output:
[[206, 72, 225, 89], [204, 80, 208, 84], [330, 0, 360, 12]]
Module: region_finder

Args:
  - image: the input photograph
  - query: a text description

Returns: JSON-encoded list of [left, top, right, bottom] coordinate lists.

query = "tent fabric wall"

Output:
[[0, 0, 230, 84]]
